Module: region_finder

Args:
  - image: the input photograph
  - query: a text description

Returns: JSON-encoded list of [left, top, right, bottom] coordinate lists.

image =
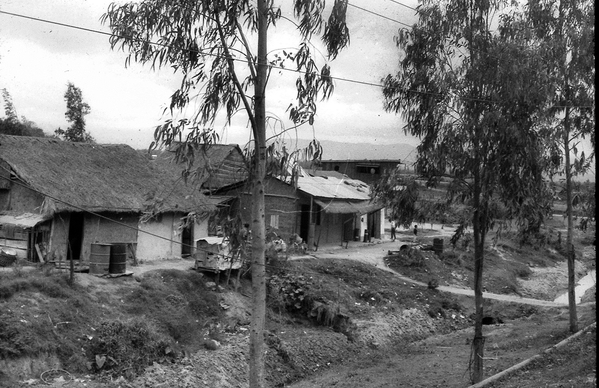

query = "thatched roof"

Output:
[[150, 144, 248, 192], [0, 135, 216, 216]]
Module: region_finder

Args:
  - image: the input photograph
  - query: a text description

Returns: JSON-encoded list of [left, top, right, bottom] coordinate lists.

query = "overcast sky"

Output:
[[0, 1, 594, 181], [0, 0, 422, 150]]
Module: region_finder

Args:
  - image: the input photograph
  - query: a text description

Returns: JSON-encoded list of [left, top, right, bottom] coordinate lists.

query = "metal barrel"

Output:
[[89, 243, 111, 274], [109, 243, 127, 274]]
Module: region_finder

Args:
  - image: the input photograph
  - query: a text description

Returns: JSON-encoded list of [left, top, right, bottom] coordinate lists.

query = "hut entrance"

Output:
[[299, 205, 310, 244], [181, 223, 193, 257], [67, 213, 84, 261]]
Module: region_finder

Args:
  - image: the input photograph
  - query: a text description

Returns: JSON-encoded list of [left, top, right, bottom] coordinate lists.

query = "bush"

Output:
[[397, 248, 426, 268], [267, 273, 312, 313], [88, 319, 173, 378]]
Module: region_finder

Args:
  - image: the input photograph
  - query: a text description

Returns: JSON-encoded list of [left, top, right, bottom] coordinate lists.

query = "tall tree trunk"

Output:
[[563, 106, 578, 333], [249, 1, 268, 387], [471, 171, 485, 383]]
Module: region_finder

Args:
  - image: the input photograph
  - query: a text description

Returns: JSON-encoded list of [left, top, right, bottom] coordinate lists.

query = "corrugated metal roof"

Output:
[[0, 213, 50, 228], [314, 199, 384, 214], [296, 171, 371, 200]]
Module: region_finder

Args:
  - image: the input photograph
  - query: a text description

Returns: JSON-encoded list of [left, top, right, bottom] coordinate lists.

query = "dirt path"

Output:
[[305, 241, 570, 308]]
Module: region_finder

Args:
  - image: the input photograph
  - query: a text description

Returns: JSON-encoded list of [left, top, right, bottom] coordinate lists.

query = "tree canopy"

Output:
[[0, 89, 46, 137], [381, 0, 555, 382], [55, 82, 94, 143], [513, 0, 595, 333], [102, 1, 349, 386]]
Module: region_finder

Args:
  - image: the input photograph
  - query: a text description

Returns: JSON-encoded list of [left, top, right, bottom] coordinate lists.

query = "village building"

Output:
[[0, 135, 219, 264], [317, 159, 403, 186], [224, 168, 385, 249]]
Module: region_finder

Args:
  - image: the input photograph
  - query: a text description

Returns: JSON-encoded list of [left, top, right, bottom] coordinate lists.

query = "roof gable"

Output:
[[151, 144, 248, 191], [0, 135, 215, 215]]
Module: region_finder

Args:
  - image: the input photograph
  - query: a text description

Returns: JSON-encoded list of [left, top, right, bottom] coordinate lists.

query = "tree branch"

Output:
[[215, 14, 258, 136], [235, 19, 257, 81]]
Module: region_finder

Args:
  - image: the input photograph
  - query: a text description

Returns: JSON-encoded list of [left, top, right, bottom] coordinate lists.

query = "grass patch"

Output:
[[0, 270, 72, 299], [124, 270, 222, 347], [0, 267, 222, 379]]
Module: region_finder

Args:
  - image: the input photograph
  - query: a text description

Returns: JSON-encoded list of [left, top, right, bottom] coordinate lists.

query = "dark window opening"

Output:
[[356, 165, 380, 174]]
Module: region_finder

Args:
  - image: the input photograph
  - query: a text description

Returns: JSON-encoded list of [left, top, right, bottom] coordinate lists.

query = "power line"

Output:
[[0, 10, 593, 109], [0, 8, 491, 105], [0, 8, 460, 100], [387, 0, 418, 12], [347, 2, 412, 28]]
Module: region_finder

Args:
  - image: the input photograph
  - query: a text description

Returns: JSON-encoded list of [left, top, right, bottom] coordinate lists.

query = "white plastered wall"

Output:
[[136, 213, 210, 262]]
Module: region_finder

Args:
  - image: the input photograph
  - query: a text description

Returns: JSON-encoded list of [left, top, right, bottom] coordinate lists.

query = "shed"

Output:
[[0, 212, 52, 261]]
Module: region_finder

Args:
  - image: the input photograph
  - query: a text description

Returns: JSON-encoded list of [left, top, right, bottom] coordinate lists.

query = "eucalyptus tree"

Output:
[[55, 82, 94, 143], [518, 0, 595, 333], [101, 1, 349, 386], [382, 0, 552, 383]]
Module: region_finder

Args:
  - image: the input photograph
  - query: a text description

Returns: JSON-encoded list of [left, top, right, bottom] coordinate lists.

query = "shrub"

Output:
[[267, 273, 312, 313], [88, 318, 173, 378], [397, 248, 426, 268]]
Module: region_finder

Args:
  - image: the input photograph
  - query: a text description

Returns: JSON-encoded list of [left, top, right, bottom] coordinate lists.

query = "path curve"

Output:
[[302, 241, 571, 308]]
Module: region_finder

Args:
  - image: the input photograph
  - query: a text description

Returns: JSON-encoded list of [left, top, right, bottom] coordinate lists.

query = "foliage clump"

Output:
[[88, 319, 173, 378]]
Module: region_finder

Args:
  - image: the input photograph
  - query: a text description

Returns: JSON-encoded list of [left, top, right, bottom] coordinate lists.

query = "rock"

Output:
[[203, 339, 220, 350], [205, 282, 217, 290]]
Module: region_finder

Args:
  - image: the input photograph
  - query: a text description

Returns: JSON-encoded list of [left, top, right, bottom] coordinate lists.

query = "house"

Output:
[[149, 144, 249, 239], [0, 135, 218, 264], [316, 159, 403, 186], [227, 168, 385, 249], [295, 170, 385, 246]]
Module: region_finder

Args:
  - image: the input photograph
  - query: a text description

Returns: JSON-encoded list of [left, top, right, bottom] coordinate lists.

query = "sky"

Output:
[[0, 0, 421, 150], [0, 1, 594, 181]]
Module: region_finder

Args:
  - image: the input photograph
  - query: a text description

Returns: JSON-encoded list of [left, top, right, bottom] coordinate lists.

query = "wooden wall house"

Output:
[[0, 213, 51, 261], [224, 168, 385, 249]]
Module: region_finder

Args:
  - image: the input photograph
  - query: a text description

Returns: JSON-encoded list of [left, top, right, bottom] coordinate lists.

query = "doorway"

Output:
[[181, 222, 194, 257], [299, 205, 310, 243], [67, 213, 84, 261]]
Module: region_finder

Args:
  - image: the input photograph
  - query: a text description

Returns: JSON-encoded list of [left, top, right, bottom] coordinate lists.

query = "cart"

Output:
[[194, 236, 241, 272]]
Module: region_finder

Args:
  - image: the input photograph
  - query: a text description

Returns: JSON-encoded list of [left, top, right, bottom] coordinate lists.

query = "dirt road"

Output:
[[305, 240, 570, 308]]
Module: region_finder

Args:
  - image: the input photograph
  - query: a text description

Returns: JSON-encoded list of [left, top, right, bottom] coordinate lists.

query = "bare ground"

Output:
[[3, 222, 596, 388]]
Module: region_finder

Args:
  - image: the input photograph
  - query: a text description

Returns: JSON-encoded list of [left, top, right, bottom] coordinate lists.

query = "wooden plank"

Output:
[[14, 232, 27, 240], [35, 244, 45, 263], [0, 239, 28, 250]]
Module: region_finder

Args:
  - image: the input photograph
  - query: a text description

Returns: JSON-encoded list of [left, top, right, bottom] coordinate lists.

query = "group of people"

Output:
[[389, 219, 418, 242]]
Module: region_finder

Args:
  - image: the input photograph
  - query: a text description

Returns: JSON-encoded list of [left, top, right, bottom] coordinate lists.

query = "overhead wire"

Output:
[[1, 8, 592, 110], [0, 8, 594, 110], [347, 2, 412, 28], [0, 8, 493, 105]]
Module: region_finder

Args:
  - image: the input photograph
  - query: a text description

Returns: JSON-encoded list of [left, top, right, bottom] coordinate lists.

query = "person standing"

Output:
[[413, 224, 418, 240], [390, 219, 396, 241]]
